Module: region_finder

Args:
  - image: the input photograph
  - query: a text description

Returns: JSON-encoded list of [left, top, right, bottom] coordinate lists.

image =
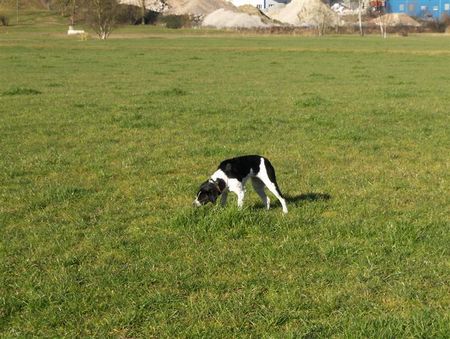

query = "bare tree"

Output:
[[302, 1, 337, 36], [357, 0, 364, 36], [51, 0, 72, 17], [83, 0, 118, 40], [0, 0, 19, 23], [139, 0, 145, 24], [371, 1, 389, 38], [0, 0, 14, 21], [70, 0, 77, 25], [50, 0, 78, 25], [376, 14, 390, 38], [0, 0, 21, 24], [0, 0, 21, 23], [317, 6, 337, 36]]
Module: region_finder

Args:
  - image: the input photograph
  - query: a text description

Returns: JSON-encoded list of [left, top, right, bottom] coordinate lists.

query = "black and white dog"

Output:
[[193, 155, 288, 213]]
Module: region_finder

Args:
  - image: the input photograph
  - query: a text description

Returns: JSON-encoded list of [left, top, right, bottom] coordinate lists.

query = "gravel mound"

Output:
[[267, 0, 337, 26], [202, 8, 268, 28]]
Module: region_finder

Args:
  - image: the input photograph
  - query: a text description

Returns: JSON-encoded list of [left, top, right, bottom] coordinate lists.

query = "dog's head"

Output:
[[193, 179, 226, 207]]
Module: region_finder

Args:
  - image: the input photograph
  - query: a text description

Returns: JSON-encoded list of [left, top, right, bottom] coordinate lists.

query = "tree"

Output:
[[357, 0, 364, 36], [139, 0, 145, 24], [50, 0, 78, 25], [136, 0, 167, 24], [83, 0, 118, 40], [300, 0, 337, 36], [50, 0, 73, 17], [371, 1, 389, 38], [375, 14, 391, 38], [1, 0, 19, 23], [379, 15, 390, 38], [0, 0, 21, 24], [315, 5, 337, 36]]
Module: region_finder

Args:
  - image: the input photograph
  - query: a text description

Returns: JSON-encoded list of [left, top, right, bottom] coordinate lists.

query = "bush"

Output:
[[116, 5, 161, 25], [0, 14, 9, 26], [159, 15, 191, 29], [420, 18, 447, 32], [115, 4, 140, 24], [143, 10, 160, 25], [441, 13, 450, 30]]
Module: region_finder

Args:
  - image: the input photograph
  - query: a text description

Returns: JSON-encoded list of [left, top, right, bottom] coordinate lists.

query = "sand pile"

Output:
[[202, 8, 268, 28], [267, 0, 337, 26], [370, 13, 421, 27], [266, 3, 286, 18], [165, 0, 237, 16]]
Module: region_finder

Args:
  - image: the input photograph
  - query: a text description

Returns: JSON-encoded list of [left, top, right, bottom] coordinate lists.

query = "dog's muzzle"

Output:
[[193, 199, 202, 207]]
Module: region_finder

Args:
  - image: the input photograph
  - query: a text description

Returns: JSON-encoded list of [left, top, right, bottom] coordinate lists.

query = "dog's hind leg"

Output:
[[237, 190, 245, 209], [258, 159, 288, 214], [262, 180, 288, 213], [251, 177, 270, 210]]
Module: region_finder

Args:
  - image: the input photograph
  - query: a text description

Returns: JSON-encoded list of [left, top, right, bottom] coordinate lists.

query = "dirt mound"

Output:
[[202, 8, 268, 28], [238, 4, 273, 24], [267, 0, 337, 27], [370, 13, 421, 27], [165, 0, 237, 16]]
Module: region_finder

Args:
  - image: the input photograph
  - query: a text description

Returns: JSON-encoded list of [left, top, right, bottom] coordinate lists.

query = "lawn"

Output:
[[0, 22, 449, 337]]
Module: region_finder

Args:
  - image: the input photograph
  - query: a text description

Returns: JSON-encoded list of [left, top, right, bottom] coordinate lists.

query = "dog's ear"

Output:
[[216, 178, 226, 192]]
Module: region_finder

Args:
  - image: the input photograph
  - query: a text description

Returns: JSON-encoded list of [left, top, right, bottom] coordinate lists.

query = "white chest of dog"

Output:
[[194, 155, 288, 213]]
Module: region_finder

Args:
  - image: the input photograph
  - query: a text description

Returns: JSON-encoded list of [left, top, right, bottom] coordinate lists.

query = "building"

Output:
[[228, 0, 291, 10], [385, 0, 450, 19]]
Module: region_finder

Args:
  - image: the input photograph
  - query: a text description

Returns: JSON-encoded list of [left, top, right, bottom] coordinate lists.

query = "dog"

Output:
[[193, 155, 288, 213]]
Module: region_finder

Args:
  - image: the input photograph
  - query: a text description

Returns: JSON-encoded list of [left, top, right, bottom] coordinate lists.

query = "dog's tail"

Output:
[[264, 158, 284, 198]]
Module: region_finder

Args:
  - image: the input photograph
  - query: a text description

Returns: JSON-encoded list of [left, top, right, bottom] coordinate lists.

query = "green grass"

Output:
[[0, 22, 449, 337]]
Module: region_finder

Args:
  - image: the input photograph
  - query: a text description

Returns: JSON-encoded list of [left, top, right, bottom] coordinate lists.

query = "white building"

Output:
[[228, 0, 291, 10]]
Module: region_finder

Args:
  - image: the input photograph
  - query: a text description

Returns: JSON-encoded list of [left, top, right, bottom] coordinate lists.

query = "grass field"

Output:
[[1, 20, 449, 337]]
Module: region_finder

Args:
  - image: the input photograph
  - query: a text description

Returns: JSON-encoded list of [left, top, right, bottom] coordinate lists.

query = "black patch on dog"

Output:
[[218, 155, 261, 181]]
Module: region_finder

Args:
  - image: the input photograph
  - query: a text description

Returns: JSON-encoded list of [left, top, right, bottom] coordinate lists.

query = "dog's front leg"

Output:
[[220, 189, 228, 207], [227, 179, 245, 209], [237, 190, 245, 209]]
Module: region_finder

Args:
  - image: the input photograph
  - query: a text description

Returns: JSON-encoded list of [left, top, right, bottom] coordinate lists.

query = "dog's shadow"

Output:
[[285, 192, 331, 204], [253, 192, 331, 209]]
